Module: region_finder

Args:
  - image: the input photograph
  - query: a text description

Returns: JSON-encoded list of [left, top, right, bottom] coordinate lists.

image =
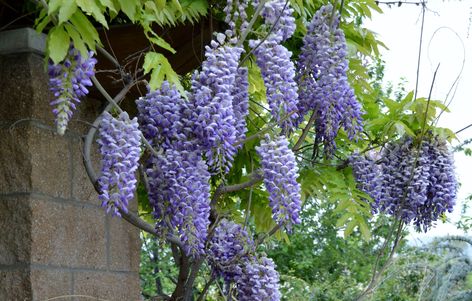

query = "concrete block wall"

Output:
[[0, 28, 141, 300]]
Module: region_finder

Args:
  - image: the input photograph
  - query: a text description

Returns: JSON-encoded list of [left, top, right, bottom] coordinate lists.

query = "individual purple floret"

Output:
[[208, 219, 255, 282], [97, 112, 141, 216], [146, 148, 211, 257], [250, 39, 299, 133], [48, 45, 96, 135], [349, 152, 382, 212], [256, 134, 302, 232], [136, 81, 195, 150], [296, 4, 363, 156], [190, 39, 244, 174], [378, 136, 457, 231], [235, 256, 281, 301]]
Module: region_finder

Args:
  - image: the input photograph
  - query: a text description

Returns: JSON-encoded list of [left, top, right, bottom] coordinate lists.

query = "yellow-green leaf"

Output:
[[76, 0, 108, 28], [58, 0, 78, 24], [48, 0, 63, 15], [48, 25, 70, 63], [118, 0, 137, 21]]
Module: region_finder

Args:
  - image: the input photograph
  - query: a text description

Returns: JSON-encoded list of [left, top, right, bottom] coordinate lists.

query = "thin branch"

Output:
[[239, 0, 290, 66], [197, 275, 216, 301], [184, 258, 204, 300], [413, 1, 426, 101], [293, 111, 317, 151], [237, 0, 267, 47], [455, 123, 472, 135], [211, 171, 263, 207]]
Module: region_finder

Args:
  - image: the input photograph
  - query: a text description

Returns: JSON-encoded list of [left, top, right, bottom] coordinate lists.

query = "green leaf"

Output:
[[76, 0, 108, 28], [394, 121, 415, 137], [64, 24, 88, 56], [143, 51, 185, 97], [58, 0, 78, 24], [155, 0, 166, 9], [336, 212, 352, 228], [99, 0, 118, 13], [358, 218, 371, 241], [48, 0, 63, 15], [35, 14, 51, 33], [143, 25, 176, 54], [118, 0, 137, 21], [69, 10, 101, 50], [48, 25, 70, 63], [344, 219, 357, 238]]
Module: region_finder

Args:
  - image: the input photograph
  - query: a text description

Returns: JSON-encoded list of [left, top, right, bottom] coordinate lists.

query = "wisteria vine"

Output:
[[43, 1, 460, 300]]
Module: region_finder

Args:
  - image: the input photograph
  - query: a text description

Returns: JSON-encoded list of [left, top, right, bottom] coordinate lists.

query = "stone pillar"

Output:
[[0, 28, 141, 300]]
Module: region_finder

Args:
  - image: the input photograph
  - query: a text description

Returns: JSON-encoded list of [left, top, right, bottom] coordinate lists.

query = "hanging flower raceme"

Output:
[[256, 134, 302, 232], [378, 136, 457, 231], [48, 45, 97, 135], [191, 38, 244, 174], [224, 0, 250, 37], [235, 256, 281, 301], [248, 0, 298, 133], [250, 39, 299, 133], [296, 4, 363, 156], [208, 219, 255, 282], [232, 67, 250, 145], [97, 112, 141, 216], [349, 152, 382, 212], [136, 81, 195, 150], [146, 148, 211, 257], [257, 0, 296, 42]]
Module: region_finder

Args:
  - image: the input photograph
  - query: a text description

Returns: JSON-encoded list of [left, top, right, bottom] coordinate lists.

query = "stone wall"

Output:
[[0, 28, 141, 300]]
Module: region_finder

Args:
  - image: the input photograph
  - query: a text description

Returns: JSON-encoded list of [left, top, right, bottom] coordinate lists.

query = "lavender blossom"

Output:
[[136, 81, 195, 150], [349, 152, 382, 212], [256, 134, 302, 232], [258, 0, 296, 42], [48, 45, 96, 135], [97, 112, 141, 216], [236, 256, 281, 301], [296, 4, 363, 156], [146, 148, 211, 256], [250, 39, 299, 132], [378, 136, 457, 231], [208, 219, 255, 281], [232, 67, 250, 144], [224, 0, 250, 37], [191, 40, 244, 173]]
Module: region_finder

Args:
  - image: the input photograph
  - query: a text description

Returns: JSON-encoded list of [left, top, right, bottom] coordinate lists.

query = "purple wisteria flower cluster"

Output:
[[235, 256, 281, 301], [257, 0, 296, 42], [48, 45, 97, 135], [208, 219, 255, 281], [190, 39, 245, 174], [349, 152, 382, 212], [256, 134, 302, 232], [249, 0, 299, 132], [351, 136, 457, 232], [378, 136, 457, 231], [136, 82, 212, 256], [296, 4, 363, 156], [146, 148, 211, 256], [207, 220, 281, 300], [223, 0, 250, 37], [136, 81, 195, 150], [97, 112, 141, 216]]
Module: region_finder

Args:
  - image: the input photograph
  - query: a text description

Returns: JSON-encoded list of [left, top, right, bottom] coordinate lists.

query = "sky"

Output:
[[366, 0, 472, 243]]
